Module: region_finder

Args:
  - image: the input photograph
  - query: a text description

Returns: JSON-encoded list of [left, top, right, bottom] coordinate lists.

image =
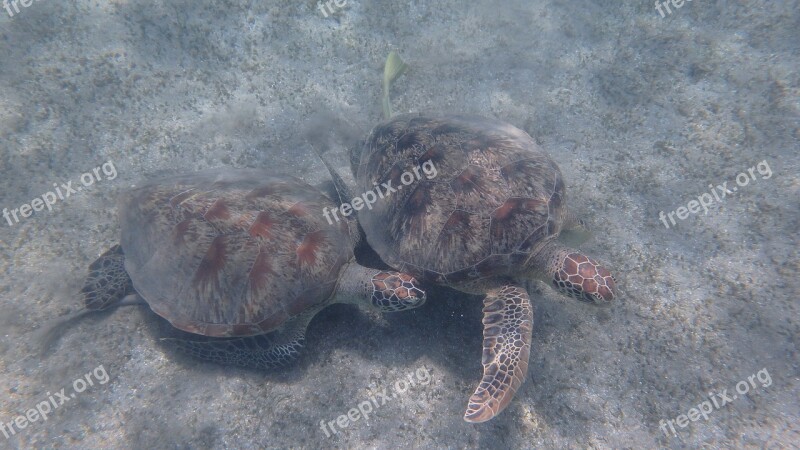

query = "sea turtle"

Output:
[[349, 113, 617, 422], [79, 168, 426, 368]]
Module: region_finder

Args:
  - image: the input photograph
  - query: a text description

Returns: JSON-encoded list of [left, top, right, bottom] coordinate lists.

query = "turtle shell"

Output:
[[119, 168, 351, 337], [352, 114, 566, 286]]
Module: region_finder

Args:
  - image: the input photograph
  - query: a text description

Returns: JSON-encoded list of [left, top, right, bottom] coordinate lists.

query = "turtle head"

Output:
[[547, 249, 617, 305], [369, 271, 427, 312], [336, 264, 426, 312]]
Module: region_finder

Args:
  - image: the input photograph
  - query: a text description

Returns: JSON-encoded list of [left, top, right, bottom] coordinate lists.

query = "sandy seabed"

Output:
[[0, 1, 798, 449]]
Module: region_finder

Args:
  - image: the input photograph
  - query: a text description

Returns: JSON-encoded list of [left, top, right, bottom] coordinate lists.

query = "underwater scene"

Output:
[[0, 1, 797, 449]]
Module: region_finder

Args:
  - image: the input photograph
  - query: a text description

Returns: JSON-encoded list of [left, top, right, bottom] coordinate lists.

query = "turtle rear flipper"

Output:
[[36, 245, 138, 355], [163, 335, 305, 370], [82, 244, 134, 310], [464, 284, 533, 423], [161, 307, 319, 370]]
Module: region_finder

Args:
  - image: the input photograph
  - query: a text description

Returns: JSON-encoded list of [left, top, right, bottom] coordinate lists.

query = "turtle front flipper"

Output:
[[464, 284, 533, 423], [161, 308, 318, 370], [81, 244, 134, 310]]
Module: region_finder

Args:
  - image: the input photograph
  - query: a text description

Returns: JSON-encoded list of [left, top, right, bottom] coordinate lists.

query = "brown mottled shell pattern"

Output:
[[352, 114, 565, 286], [120, 169, 351, 337]]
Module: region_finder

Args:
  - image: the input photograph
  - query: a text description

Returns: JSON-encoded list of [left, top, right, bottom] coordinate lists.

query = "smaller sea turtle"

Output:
[[350, 114, 617, 422], [80, 168, 426, 368]]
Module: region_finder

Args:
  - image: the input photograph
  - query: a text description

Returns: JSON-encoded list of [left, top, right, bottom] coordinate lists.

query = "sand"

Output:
[[0, 1, 797, 448]]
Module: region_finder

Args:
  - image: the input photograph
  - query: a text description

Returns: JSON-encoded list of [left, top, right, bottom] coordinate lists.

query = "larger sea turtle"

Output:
[[349, 113, 617, 422], [80, 168, 426, 368]]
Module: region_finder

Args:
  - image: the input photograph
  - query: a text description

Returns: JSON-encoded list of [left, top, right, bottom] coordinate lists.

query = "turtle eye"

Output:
[[370, 271, 426, 312]]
